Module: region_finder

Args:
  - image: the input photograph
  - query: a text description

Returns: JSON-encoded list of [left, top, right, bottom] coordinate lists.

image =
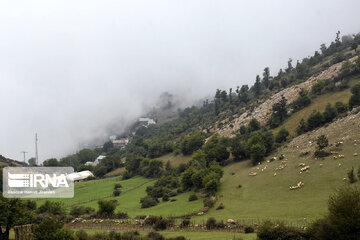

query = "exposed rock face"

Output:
[[215, 56, 358, 137]]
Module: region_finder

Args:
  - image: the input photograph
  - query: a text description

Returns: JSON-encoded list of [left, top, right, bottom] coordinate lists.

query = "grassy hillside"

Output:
[[37, 176, 203, 218], [274, 75, 360, 136], [194, 111, 360, 224], [154, 153, 192, 167]]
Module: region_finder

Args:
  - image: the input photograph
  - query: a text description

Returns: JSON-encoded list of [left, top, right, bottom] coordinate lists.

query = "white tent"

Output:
[[67, 170, 94, 182]]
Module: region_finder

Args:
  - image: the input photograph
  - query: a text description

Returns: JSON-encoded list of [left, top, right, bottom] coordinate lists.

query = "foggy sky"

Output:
[[1, 0, 359, 162]]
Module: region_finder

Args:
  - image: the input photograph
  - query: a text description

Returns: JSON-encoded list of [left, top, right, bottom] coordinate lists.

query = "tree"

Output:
[[316, 135, 329, 150], [269, 96, 287, 128], [292, 89, 311, 112], [262, 67, 270, 88], [33, 218, 76, 240], [77, 149, 97, 164], [296, 119, 307, 135], [0, 197, 33, 240], [307, 111, 323, 130], [28, 157, 36, 166], [249, 143, 266, 165], [102, 141, 114, 153], [230, 136, 247, 161], [229, 88, 233, 104], [97, 200, 116, 217], [349, 83, 360, 109], [275, 128, 289, 143], [181, 167, 196, 189], [253, 75, 262, 96], [285, 58, 293, 73], [323, 103, 337, 123], [327, 187, 360, 240], [335, 101, 348, 114], [43, 158, 59, 166], [248, 118, 260, 132], [239, 85, 249, 103], [190, 150, 207, 168]]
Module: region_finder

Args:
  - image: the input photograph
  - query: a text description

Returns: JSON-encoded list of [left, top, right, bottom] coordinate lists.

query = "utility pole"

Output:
[[35, 133, 39, 165], [20, 151, 27, 164]]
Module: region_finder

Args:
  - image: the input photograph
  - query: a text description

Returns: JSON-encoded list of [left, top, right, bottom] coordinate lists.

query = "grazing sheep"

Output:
[[290, 181, 304, 190], [354, 153, 358, 156], [342, 178, 347, 182], [249, 172, 257, 176], [227, 219, 236, 224], [300, 166, 310, 172], [338, 163, 342, 167], [274, 173, 277, 176], [333, 156, 338, 159], [299, 163, 306, 167], [338, 154, 345, 158], [319, 163, 324, 167]]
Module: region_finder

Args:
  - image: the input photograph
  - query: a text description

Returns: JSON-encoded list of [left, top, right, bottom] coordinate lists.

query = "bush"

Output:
[[97, 200, 116, 217], [314, 150, 331, 158], [162, 194, 169, 202], [75, 230, 89, 240], [115, 211, 129, 219], [114, 183, 122, 189], [275, 128, 289, 143], [206, 217, 217, 230], [33, 218, 76, 240], [257, 220, 305, 240], [244, 226, 254, 233], [180, 218, 191, 228], [70, 206, 94, 217], [113, 189, 121, 197], [188, 194, 198, 202], [140, 196, 158, 208], [203, 197, 215, 208]]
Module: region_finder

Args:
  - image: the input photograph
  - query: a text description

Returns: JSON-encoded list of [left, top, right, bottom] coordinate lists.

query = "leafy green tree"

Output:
[[180, 132, 205, 155], [262, 67, 270, 88], [316, 135, 329, 150], [28, 157, 36, 166], [292, 89, 311, 112], [43, 158, 59, 166], [204, 179, 219, 195], [261, 130, 274, 154], [102, 141, 114, 153], [33, 218, 76, 240], [248, 118, 260, 132], [268, 96, 287, 128], [36, 201, 66, 220], [253, 75, 262, 96], [239, 85, 249, 103], [0, 197, 33, 240], [141, 159, 163, 178], [181, 166, 196, 189], [97, 200, 116, 217], [230, 136, 247, 161], [249, 143, 266, 165], [307, 111, 323, 130], [77, 149, 97, 164], [335, 101, 348, 114], [190, 149, 207, 168], [311, 80, 325, 95], [285, 58, 293, 73], [296, 119, 307, 135], [203, 134, 229, 165], [275, 128, 289, 143], [323, 103, 338, 123], [349, 83, 360, 109]]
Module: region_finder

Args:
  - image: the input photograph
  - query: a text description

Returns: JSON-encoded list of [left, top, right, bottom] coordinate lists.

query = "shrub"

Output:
[[275, 128, 289, 143], [216, 221, 226, 228], [162, 194, 169, 202], [244, 226, 254, 233], [206, 217, 217, 230], [180, 218, 191, 228], [257, 220, 305, 240], [188, 194, 198, 202], [75, 230, 89, 240], [347, 167, 357, 183], [113, 189, 121, 197], [33, 218, 76, 240], [140, 196, 158, 208], [97, 200, 116, 217], [314, 150, 331, 158], [114, 183, 122, 189], [115, 211, 129, 219], [70, 206, 94, 217], [316, 135, 329, 150], [203, 197, 215, 208]]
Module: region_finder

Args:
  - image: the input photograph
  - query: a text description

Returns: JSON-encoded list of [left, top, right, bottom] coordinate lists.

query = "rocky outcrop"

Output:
[[215, 56, 358, 137]]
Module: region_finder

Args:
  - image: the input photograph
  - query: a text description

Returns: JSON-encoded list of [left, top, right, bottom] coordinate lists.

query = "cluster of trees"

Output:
[[296, 101, 348, 135], [231, 119, 280, 165]]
